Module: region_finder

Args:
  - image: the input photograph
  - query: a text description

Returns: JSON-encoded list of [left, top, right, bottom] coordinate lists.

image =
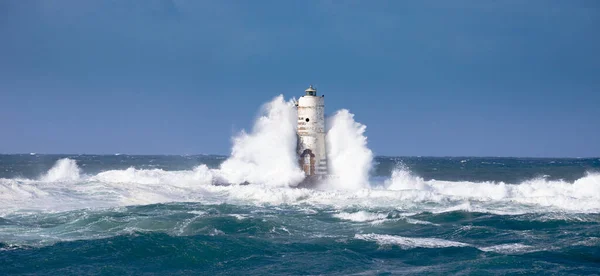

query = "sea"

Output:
[[1, 96, 599, 275], [1, 154, 599, 275]]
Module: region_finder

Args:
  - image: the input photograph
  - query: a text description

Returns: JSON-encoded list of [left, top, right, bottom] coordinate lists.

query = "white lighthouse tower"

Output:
[[295, 85, 328, 178]]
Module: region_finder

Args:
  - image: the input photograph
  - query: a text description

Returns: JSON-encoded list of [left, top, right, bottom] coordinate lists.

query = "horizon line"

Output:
[[1, 153, 598, 159]]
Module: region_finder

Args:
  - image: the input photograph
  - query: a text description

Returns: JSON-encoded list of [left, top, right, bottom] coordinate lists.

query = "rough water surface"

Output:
[[1, 154, 599, 275], [1, 96, 599, 274]]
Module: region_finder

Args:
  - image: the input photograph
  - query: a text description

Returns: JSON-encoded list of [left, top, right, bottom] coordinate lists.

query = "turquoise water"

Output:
[[1, 155, 599, 275]]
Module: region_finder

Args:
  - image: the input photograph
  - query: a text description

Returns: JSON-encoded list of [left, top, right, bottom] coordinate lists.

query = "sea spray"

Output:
[[384, 166, 600, 211], [326, 109, 373, 190], [384, 165, 430, 191], [41, 158, 81, 182], [92, 165, 214, 186], [1, 157, 600, 214], [1, 97, 598, 214], [218, 95, 305, 187]]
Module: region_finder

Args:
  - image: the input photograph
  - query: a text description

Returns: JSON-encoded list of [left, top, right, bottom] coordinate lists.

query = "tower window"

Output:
[[305, 118, 310, 122]]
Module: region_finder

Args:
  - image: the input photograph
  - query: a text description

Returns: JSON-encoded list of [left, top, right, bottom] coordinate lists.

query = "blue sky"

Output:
[[1, 0, 599, 157]]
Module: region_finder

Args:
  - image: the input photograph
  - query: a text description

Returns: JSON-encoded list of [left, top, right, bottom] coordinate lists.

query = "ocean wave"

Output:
[[1, 96, 599, 215], [326, 109, 373, 190], [218, 95, 305, 187], [1, 158, 600, 215], [355, 234, 544, 254], [384, 167, 600, 213], [41, 158, 81, 182], [479, 243, 538, 254], [333, 211, 437, 225], [334, 211, 388, 224], [354, 233, 469, 249]]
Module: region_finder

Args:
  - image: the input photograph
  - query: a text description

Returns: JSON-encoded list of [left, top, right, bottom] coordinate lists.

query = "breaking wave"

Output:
[[384, 166, 600, 212], [218, 95, 305, 187], [1, 158, 599, 215], [355, 233, 470, 249], [326, 109, 373, 190], [41, 158, 81, 182], [355, 233, 540, 254], [1, 95, 599, 216], [334, 211, 436, 225], [334, 211, 388, 223]]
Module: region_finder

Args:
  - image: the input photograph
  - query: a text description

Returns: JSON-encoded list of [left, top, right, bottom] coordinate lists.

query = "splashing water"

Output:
[[1, 96, 599, 275], [217, 95, 305, 187], [1, 95, 599, 215], [41, 158, 81, 182], [326, 109, 373, 190], [2, 158, 597, 214], [384, 166, 600, 213], [216, 95, 374, 190]]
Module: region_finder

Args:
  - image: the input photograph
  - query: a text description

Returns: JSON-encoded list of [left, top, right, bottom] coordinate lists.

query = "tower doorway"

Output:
[[299, 149, 315, 176]]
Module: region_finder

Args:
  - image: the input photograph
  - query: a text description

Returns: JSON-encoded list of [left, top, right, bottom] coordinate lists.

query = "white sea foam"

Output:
[[356, 234, 541, 254], [405, 218, 438, 225], [229, 214, 248, 220], [334, 211, 435, 225], [479, 243, 537, 254], [334, 211, 387, 223], [2, 158, 600, 215], [384, 167, 600, 212], [217, 95, 305, 187], [572, 237, 600, 247], [355, 233, 469, 249], [188, 211, 207, 216], [91, 165, 214, 186], [326, 109, 373, 190], [1, 96, 599, 216], [41, 158, 81, 182]]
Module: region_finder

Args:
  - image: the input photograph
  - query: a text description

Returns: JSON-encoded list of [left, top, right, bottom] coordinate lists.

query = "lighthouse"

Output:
[[295, 85, 328, 178]]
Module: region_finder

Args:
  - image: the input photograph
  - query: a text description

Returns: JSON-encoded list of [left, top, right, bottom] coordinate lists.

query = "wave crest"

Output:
[[384, 166, 600, 212], [41, 158, 81, 182], [218, 95, 305, 187], [355, 233, 469, 249], [326, 109, 373, 190], [2, 157, 600, 215], [91, 165, 214, 186]]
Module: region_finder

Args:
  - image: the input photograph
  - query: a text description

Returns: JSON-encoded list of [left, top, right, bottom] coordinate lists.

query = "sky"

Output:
[[1, 0, 599, 157]]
